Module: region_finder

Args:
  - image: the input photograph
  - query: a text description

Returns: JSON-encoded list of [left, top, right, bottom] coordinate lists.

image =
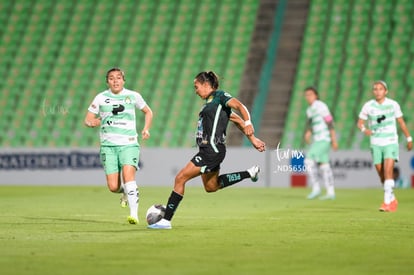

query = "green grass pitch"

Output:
[[0, 186, 413, 275]]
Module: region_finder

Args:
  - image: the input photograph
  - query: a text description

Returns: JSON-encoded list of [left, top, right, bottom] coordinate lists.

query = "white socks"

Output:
[[124, 181, 139, 219], [304, 158, 320, 194], [383, 179, 395, 204], [305, 159, 335, 196], [320, 163, 335, 196]]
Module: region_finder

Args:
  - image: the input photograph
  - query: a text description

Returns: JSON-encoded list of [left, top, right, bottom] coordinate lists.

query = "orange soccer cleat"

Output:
[[379, 199, 398, 212]]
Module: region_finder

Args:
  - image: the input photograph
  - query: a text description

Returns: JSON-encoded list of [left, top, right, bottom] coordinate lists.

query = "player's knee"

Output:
[[174, 173, 185, 184], [108, 184, 119, 193], [304, 158, 316, 168], [204, 185, 219, 193], [319, 163, 331, 171]]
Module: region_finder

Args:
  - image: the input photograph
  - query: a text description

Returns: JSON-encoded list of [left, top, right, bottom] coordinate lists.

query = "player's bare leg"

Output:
[[201, 171, 221, 192], [106, 172, 122, 192], [148, 162, 201, 229], [174, 161, 202, 195]]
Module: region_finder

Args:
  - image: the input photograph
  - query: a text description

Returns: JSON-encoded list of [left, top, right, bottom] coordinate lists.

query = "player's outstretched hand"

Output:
[[250, 136, 266, 152], [331, 140, 338, 151], [141, 129, 150, 140]]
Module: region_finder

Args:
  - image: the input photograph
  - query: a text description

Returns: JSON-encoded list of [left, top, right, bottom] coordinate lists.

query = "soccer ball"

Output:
[[146, 204, 166, 225]]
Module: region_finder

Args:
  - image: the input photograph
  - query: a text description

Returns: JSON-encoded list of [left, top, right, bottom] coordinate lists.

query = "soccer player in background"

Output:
[[304, 87, 338, 200], [148, 71, 266, 229], [357, 80, 412, 212], [84, 67, 153, 224]]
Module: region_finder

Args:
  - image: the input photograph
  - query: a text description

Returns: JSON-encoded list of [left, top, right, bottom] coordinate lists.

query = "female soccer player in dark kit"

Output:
[[148, 71, 266, 229]]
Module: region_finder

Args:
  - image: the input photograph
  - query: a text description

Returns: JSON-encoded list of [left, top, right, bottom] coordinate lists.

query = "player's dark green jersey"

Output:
[[196, 90, 233, 152]]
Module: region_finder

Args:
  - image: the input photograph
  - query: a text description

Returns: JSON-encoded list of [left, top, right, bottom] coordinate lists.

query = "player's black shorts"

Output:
[[190, 147, 226, 174]]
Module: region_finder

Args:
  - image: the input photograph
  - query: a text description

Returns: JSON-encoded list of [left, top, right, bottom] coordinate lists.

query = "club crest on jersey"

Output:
[[124, 96, 132, 104]]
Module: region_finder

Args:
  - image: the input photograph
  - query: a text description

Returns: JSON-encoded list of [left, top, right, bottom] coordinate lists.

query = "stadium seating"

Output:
[[0, 0, 258, 148], [283, 0, 414, 150], [3, 0, 413, 150]]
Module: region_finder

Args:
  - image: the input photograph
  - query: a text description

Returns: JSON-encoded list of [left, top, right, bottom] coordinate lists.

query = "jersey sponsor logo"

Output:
[[376, 115, 386, 123], [106, 120, 127, 126], [112, 104, 125, 115]]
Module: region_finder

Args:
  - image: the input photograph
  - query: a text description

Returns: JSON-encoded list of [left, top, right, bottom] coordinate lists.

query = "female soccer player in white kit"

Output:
[[304, 87, 338, 200], [357, 80, 412, 212], [84, 68, 153, 224]]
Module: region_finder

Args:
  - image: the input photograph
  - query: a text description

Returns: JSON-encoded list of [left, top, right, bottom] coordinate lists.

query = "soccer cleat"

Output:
[[247, 165, 260, 182], [379, 203, 391, 212], [120, 193, 128, 208], [147, 218, 172, 229], [319, 194, 335, 200], [306, 190, 321, 200], [127, 216, 139, 224], [379, 199, 398, 212]]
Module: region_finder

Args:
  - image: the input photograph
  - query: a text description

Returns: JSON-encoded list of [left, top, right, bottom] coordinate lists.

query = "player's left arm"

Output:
[[324, 115, 338, 150], [396, 116, 412, 150], [230, 112, 265, 152], [304, 119, 312, 144], [229, 111, 244, 130], [227, 98, 254, 136], [140, 105, 153, 140]]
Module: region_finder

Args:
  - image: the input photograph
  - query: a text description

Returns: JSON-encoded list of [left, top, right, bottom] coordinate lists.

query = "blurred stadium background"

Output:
[[1, 0, 413, 151]]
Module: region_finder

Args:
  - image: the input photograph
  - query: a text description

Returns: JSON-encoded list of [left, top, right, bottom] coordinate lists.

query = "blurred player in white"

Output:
[[304, 87, 338, 200], [84, 68, 153, 224], [357, 80, 412, 212]]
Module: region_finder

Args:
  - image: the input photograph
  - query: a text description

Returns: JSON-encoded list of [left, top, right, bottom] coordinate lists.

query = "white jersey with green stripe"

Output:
[[88, 88, 147, 146], [306, 100, 332, 142], [359, 98, 402, 146]]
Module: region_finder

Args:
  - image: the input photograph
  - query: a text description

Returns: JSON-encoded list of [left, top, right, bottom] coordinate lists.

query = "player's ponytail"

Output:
[[195, 71, 220, 90]]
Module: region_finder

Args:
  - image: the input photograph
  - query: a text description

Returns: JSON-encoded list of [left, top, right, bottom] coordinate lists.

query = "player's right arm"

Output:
[[84, 111, 101, 128], [84, 95, 102, 128], [357, 118, 371, 136], [357, 103, 372, 136]]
